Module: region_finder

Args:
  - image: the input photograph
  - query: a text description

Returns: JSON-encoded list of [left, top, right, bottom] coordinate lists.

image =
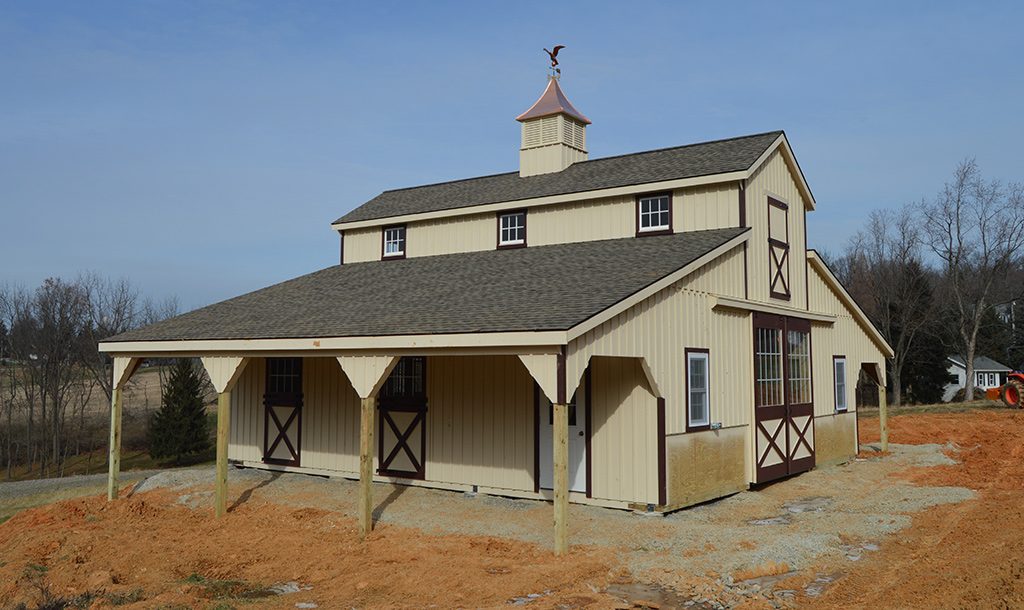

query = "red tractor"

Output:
[[993, 373, 1024, 408]]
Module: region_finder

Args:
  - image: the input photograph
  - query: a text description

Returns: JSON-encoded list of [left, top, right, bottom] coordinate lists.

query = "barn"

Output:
[[100, 74, 893, 553]]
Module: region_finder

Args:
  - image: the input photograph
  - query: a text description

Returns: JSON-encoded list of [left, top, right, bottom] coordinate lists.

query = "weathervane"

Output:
[[544, 45, 565, 78]]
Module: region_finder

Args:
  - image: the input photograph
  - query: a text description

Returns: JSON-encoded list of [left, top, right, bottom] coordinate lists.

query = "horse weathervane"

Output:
[[544, 45, 565, 77]]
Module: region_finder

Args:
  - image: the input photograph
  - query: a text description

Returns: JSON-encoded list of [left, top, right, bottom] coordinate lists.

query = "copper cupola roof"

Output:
[[515, 76, 591, 125]]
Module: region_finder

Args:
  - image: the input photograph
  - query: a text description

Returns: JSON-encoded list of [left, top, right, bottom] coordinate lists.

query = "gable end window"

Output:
[[382, 225, 406, 259], [833, 356, 847, 412], [497, 210, 527, 248], [636, 192, 672, 236], [767, 196, 791, 300], [685, 348, 710, 431]]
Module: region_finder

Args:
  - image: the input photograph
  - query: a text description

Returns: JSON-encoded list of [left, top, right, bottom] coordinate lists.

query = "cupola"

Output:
[[515, 76, 590, 177]]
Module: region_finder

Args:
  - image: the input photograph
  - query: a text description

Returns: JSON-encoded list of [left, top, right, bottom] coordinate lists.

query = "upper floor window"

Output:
[[382, 225, 406, 259], [768, 197, 791, 299], [498, 210, 527, 248], [834, 356, 847, 412], [686, 349, 710, 430], [637, 193, 672, 235]]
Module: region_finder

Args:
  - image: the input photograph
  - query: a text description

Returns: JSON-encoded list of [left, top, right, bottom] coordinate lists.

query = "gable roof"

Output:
[[103, 227, 749, 344], [334, 131, 784, 225], [947, 355, 1011, 372], [806, 251, 895, 358]]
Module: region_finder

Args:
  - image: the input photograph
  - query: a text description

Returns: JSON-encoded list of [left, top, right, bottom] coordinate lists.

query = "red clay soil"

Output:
[[809, 409, 1024, 609], [0, 491, 615, 609]]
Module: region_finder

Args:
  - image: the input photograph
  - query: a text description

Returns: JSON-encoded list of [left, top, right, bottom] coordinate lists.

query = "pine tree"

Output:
[[149, 358, 210, 464]]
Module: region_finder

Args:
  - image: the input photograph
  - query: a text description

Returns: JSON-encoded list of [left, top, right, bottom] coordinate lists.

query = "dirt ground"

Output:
[[0, 407, 1020, 609]]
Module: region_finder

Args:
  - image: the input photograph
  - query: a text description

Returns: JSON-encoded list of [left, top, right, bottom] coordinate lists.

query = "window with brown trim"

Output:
[[497, 210, 527, 248], [636, 192, 672, 236], [767, 197, 790, 299], [382, 225, 406, 259], [685, 348, 710, 431]]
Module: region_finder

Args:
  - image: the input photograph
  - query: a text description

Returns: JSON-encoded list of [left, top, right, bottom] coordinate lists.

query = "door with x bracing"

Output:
[[378, 357, 427, 479], [753, 313, 815, 483], [263, 357, 303, 467]]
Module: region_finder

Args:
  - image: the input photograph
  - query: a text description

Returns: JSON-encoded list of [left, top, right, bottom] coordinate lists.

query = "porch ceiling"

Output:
[[101, 227, 747, 349]]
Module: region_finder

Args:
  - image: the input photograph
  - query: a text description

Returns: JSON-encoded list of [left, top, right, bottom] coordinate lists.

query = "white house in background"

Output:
[[943, 355, 1012, 401]]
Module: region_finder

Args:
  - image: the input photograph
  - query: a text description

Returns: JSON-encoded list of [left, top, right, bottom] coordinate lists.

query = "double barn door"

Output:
[[753, 313, 815, 483]]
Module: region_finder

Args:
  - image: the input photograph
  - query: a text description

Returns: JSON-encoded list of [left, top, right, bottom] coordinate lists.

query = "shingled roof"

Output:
[[103, 227, 748, 343], [335, 131, 783, 224]]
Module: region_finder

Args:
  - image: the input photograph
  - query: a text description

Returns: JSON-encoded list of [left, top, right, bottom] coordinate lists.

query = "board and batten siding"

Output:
[[228, 357, 265, 463], [568, 246, 750, 436], [745, 149, 809, 307], [807, 266, 887, 417], [341, 183, 743, 263], [589, 357, 659, 505]]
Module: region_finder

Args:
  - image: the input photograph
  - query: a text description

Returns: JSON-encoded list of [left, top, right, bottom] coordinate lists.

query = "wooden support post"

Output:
[[359, 396, 375, 540], [879, 382, 889, 452], [107, 388, 123, 501], [552, 401, 569, 555], [215, 391, 231, 517]]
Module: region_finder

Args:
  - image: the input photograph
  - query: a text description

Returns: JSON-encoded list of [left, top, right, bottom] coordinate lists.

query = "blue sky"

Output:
[[2, 1, 1022, 309]]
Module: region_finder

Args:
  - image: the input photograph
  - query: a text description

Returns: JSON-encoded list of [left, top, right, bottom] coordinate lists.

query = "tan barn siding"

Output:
[[229, 357, 265, 462], [746, 150, 808, 307], [666, 426, 747, 507], [807, 267, 885, 417], [300, 357, 360, 472], [589, 357, 659, 504], [406, 214, 495, 257], [425, 355, 535, 492], [814, 412, 857, 466], [569, 247, 751, 435], [528, 195, 635, 246], [676, 183, 740, 231], [343, 227, 380, 263]]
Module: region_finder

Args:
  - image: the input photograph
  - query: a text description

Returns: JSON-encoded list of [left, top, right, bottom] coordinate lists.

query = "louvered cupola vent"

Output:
[[516, 76, 590, 177]]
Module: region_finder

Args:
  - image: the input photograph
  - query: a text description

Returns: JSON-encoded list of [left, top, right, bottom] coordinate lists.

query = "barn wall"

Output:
[[815, 411, 858, 466], [229, 357, 265, 463], [745, 149, 809, 307], [341, 184, 744, 263], [666, 426, 747, 507], [588, 357, 660, 505], [424, 355, 535, 492]]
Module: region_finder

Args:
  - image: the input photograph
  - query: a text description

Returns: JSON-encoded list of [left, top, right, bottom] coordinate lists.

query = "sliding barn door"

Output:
[[263, 357, 303, 467], [753, 313, 814, 483]]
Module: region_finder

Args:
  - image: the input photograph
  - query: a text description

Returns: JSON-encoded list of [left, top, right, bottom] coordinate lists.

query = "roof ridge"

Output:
[[372, 130, 784, 197]]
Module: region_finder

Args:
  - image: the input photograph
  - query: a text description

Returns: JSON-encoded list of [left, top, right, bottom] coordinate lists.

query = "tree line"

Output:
[[0, 275, 179, 479], [824, 159, 1024, 405]]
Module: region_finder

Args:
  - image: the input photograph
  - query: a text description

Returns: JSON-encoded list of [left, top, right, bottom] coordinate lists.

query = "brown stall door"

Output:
[[378, 357, 427, 479], [263, 357, 303, 467], [753, 313, 815, 483]]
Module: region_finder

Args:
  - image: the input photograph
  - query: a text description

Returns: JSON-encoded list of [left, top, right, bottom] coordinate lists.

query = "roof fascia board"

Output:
[[99, 331, 568, 356], [332, 170, 748, 231], [807, 251, 894, 358], [712, 296, 836, 323], [566, 230, 751, 342]]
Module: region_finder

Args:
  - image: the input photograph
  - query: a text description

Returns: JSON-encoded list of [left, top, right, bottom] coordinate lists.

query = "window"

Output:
[[498, 211, 526, 248], [787, 329, 811, 405], [755, 327, 784, 407], [380, 357, 425, 402], [686, 349, 710, 430], [382, 225, 406, 259], [637, 193, 672, 235], [267, 357, 302, 395], [768, 197, 791, 300], [834, 357, 847, 412]]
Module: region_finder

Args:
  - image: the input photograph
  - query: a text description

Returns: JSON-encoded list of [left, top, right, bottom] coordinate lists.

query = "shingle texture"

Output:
[[104, 228, 748, 343], [948, 355, 1011, 371], [335, 131, 782, 224]]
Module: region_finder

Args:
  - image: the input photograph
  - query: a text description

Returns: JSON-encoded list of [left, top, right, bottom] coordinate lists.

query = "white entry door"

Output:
[[539, 386, 587, 492]]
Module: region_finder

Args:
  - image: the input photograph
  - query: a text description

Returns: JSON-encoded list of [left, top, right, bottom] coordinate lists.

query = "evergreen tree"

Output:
[[149, 358, 210, 464]]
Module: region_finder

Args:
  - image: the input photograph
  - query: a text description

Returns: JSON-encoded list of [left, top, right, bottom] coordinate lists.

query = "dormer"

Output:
[[516, 76, 590, 177]]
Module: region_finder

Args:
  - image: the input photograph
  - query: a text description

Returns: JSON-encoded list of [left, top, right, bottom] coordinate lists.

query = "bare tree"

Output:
[[924, 159, 1024, 400], [80, 273, 142, 404], [843, 206, 936, 406]]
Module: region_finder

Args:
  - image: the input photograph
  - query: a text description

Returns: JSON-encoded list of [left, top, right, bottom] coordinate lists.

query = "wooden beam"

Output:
[[106, 387, 123, 501], [552, 401, 569, 555], [879, 382, 889, 452], [359, 395, 375, 539], [215, 391, 231, 517], [107, 356, 140, 501]]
